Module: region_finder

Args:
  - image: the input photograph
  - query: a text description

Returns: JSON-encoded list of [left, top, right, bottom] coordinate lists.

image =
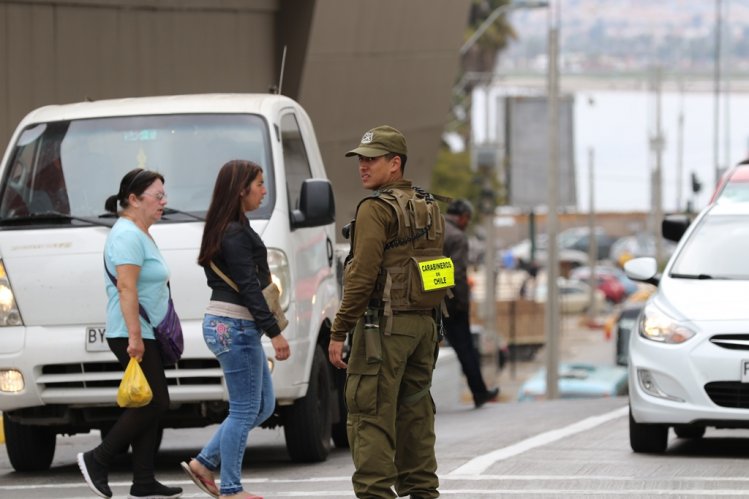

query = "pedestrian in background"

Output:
[[182, 160, 290, 499], [329, 125, 449, 499], [78, 168, 182, 499], [443, 199, 500, 408]]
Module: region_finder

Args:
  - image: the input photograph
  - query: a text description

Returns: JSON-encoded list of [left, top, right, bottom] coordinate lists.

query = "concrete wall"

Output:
[[0, 0, 471, 239]]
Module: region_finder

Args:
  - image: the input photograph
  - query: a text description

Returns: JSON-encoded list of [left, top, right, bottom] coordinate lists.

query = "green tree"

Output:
[[461, 0, 517, 93], [431, 146, 492, 221]]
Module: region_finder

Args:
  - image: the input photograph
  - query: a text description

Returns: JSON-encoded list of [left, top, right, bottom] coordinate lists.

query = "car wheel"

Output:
[[3, 415, 56, 471], [673, 424, 705, 439], [629, 408, 668, 453]]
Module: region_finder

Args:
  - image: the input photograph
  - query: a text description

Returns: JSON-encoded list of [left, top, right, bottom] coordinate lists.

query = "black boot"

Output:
[[128, 480, 183, 498]]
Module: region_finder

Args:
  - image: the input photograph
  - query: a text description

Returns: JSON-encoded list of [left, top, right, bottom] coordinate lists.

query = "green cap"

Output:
[[345, 125, 408, 157]]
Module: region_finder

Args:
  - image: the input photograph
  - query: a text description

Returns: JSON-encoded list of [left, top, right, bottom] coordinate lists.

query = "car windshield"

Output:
[[716, 182, 749, 204], [0, 114, 274, 224], [669, 214, 749, 279]]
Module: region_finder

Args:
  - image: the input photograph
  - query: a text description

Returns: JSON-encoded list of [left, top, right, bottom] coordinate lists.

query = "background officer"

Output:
[[329, 125, 444, 499], [443, 199, 500, 408]]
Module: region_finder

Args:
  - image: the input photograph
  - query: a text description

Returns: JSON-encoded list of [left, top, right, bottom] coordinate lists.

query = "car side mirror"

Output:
[[291, 179, 336, 229], [624, 257, 659, 286], [662, 214, 691, 243]]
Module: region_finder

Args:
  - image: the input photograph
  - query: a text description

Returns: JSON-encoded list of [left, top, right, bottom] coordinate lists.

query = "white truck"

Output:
[[0, 94, 347, 471]]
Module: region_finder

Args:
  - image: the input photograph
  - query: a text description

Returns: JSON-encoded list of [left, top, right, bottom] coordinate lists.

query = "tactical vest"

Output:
[[363, 186, 453, 331]]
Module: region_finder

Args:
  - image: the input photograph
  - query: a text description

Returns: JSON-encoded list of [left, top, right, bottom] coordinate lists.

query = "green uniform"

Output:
[[332, 179, 448, 499]]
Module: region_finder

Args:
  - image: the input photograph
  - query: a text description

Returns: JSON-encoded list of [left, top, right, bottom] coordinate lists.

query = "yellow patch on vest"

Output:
[[417, 257, 455, 291]]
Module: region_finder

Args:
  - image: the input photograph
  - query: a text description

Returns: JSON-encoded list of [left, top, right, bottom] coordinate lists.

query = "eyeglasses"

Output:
[[142, 191, 167, 201]]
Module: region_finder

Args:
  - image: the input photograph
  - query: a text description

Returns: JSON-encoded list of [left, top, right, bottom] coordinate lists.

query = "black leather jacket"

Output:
[[204, 221, 281, 338]]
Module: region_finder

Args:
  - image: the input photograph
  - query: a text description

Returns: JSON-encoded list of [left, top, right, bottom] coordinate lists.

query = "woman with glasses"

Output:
[[77, 168, 182, 499]]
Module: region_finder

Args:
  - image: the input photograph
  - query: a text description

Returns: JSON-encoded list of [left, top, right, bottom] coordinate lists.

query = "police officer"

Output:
[[329, 125, 448, 499]]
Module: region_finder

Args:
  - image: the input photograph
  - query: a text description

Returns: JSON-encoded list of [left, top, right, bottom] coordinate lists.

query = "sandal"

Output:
[[180, 460, 219, 498]]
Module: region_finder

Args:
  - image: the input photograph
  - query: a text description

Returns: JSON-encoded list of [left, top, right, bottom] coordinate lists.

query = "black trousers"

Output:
[[442, 308, 488, 402], [93, 338, 170, 486]]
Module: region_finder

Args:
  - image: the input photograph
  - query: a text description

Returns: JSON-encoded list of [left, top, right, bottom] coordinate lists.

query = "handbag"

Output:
[[117, 357, 153, 408], [104, 259, 184, 365], [209, 261, 289, 332]]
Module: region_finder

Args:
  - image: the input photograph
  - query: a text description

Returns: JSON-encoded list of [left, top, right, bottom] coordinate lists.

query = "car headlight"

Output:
[[267, 248, 290, 311], [638, 303, 695, 344], [0, 260, 22, 326]]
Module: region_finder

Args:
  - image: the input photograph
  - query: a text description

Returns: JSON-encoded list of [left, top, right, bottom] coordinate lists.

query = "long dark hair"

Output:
[[105, 168, 165, 213], [197, 160, 263, 267]]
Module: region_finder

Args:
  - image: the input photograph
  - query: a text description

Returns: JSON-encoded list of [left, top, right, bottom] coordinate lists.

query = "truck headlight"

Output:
[[0, 369, 24, 392], [0, 260, 22, 326], [638, 303, 695, 344], [267, 248, 290, 311]]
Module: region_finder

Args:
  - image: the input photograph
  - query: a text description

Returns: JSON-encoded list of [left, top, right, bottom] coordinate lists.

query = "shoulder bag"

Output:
[[209, 261, 289, 333], [104, 259, 184, 366]]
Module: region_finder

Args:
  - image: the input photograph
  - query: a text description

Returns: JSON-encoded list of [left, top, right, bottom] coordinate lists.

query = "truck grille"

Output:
[[704, 381, 749, 408], [39, 358, 223, 389]]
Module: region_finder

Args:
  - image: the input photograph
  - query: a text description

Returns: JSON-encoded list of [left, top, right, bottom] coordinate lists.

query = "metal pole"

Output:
[[653, 67, 664, 266], [676, 80, 684, 212], [544, 0, 560, 400], [460, 1, 550, 57], [587, 147, 596, 323], [724, 0, 731, 168], [714, 0, 722, 186]]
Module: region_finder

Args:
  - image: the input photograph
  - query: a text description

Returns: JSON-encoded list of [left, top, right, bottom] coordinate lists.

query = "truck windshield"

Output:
[[0, 114, 274, 223]]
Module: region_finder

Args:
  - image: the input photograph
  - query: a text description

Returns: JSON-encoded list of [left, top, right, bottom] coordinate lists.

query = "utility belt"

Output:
[[358, 304, 441, 364]]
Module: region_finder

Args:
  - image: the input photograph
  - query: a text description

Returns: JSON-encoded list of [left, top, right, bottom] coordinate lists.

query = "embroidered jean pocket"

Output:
[[203, 318, 233, 357]]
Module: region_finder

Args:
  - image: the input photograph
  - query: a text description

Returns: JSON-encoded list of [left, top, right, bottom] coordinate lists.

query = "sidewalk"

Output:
[[455, 314, 616, 406]]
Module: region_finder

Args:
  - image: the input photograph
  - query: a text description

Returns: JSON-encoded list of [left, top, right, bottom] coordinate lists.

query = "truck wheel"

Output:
[[283, 346, 332, 462], [629, 408, 668, 453], [4, 415, 56, 471]]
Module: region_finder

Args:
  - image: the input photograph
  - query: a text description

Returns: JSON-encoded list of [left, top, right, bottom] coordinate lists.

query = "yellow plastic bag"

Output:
[[116, 358, 153, 408]]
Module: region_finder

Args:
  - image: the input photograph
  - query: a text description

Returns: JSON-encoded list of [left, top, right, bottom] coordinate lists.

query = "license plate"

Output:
[[85, 326, 109, 352], [742, 360, 749, 383]]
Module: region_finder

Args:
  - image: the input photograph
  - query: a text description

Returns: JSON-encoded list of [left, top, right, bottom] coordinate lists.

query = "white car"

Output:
[[624, 202, 749, 453]]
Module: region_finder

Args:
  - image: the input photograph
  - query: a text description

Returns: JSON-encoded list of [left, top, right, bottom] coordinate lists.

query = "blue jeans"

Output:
[[195, 314, 275, 495]]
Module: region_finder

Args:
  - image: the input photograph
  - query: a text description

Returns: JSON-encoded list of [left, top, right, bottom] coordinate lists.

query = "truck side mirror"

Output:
[[291, 179, 336, 229], [662, 214, 691, 243]]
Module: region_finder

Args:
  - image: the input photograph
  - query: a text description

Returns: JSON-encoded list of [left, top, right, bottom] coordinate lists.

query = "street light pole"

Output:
[[460, 0, 550, 57], [545, 0, 561, 400]]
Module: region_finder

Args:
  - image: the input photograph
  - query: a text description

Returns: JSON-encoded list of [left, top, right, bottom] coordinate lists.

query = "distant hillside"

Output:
[[504, 0, 749, 75]]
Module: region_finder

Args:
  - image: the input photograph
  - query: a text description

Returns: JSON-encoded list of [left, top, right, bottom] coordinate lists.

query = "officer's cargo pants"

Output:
[[346, 312, 439, 499]]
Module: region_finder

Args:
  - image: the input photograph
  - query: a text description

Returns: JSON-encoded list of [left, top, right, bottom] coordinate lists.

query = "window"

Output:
[[280, 113, 312, 219]]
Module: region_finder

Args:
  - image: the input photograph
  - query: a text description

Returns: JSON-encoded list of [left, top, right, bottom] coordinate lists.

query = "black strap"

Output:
[[103, 256, 170, 326]]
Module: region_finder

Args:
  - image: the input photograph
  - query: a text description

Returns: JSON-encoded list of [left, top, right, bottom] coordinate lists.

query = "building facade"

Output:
[[0, 0, 471, 237]]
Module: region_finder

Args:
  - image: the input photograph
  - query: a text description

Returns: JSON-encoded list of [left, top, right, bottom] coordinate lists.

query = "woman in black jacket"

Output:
[[181, 160, 289, 499]]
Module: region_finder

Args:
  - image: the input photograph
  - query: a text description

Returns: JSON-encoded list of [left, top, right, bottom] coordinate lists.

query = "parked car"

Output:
[[610, 233, 676, 266], [531, 277, 607, 315], [612, 302, 646, 366], [710, 162, 749, 204], [517, 363, 628, 401], [509, 226, 615, 267], [557, 226, 617, 260], [570, 265, 637, 301], [624, 202, 749, 453]]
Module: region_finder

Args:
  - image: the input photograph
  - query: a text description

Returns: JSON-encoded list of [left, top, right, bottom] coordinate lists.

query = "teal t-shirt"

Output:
[[104, 218, 170, 340]]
